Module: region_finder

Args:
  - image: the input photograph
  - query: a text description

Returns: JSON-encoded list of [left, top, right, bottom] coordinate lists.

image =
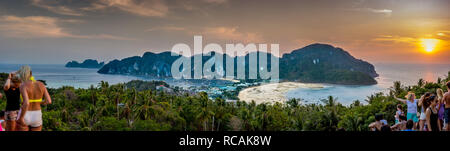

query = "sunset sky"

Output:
[[0, 0, 448, 64]]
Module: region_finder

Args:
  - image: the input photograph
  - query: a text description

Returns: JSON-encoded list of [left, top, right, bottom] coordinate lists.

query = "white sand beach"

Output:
[[238, 82, 324, 104]]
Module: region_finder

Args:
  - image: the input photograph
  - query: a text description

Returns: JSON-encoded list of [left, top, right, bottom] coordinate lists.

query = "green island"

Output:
[[1, 72, 448, 131], [98, 44, 378, 85], [65, 59, 104, 69]]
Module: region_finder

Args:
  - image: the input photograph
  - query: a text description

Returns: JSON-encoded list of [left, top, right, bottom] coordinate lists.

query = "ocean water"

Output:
[[285, 63, 450, 105], [0, 64, 228, 89], [0, 63, 448, 105], [0, 64, 148, 88]]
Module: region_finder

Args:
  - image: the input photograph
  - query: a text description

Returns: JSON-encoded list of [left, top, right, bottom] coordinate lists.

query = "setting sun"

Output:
[[420, 38, 439, 53]]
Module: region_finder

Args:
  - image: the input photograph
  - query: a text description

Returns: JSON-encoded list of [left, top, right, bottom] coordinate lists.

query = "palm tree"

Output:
[[392, 81, 402, 96], [197, 92, 214, 131], [318, 96, 340, 131], [342, 113, 362, 131], [323, 96, 337, 107], [212, 98, 228, 131], [417, 78, 424, 87], [99, 81, 109, 92], [447, 71, 450, 81], [89, 85, 97, 106], [365, 94, 375, 104], [287, 98, 300, 108]]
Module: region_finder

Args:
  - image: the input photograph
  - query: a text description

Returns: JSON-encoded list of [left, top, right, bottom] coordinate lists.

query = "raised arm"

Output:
[[418, 95, 425, 107], [3, 72, 12, 91], [394, 96, 407, 104]]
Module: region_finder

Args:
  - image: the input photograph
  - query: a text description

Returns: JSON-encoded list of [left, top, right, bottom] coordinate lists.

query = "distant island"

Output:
[[65, 59, 104, 68], [280, 44, 378, 85], [97, 43, 378, 85]]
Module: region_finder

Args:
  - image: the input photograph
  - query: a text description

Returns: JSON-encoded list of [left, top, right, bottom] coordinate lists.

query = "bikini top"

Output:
[[20, 76, 43, 103], [20, 95, 43, 103]]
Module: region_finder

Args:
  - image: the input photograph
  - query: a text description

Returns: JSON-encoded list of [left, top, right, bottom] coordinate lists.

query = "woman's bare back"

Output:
[[23, 81, 45, 111]]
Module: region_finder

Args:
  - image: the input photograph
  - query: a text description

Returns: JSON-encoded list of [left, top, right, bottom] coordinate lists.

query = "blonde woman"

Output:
[[16, 65, 51, 131], [395, 92, 419, 128], [437, 88, 445, 130]]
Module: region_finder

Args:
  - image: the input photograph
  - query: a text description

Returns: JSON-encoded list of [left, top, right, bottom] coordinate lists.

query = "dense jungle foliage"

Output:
[[0, 71, 448, 131]]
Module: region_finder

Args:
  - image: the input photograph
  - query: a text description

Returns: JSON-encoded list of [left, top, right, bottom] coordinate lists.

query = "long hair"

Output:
[[397, 104, 403, 110], [437, 88, 444, 101], [18, 65, 32, 82], [423, 94, 435, 110]]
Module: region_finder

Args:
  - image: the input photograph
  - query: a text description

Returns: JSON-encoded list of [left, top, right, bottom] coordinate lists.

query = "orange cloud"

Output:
[[148, 25, 264, 43], [31, 0, 83, 16], [372, 35, 418, 44], [85, 0, 169, 17], [203, 0, 228, 4], [0, 15, 73, 38], [0, 15, 135, 40], [201, 27, 263, 43], [146, 26, 186, 32]]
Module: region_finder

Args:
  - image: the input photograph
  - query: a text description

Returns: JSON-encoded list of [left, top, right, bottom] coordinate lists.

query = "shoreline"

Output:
[[238, 82, 324, 104]]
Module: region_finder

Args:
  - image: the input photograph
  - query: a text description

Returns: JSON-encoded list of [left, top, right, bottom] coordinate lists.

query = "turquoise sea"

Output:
[[286, 63, 450, 104], [0, 64, 196, 89]]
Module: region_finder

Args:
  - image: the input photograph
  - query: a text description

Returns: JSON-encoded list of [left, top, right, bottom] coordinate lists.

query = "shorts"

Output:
[[5, 110, 19, 121], [419, 112, 426, 120], [445, 108, 450, 125], [18, 109, 42, 128], [407, 113, 419, 123]]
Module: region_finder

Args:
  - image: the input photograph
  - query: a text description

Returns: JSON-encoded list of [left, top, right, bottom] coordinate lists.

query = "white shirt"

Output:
[[406, 99, 418, 113]]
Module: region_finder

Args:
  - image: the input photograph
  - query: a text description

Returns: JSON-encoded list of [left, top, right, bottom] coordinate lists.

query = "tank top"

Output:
[[406, 99, 418, 113], [428, 107, 439, 132], [5, 88, 21, 111]]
